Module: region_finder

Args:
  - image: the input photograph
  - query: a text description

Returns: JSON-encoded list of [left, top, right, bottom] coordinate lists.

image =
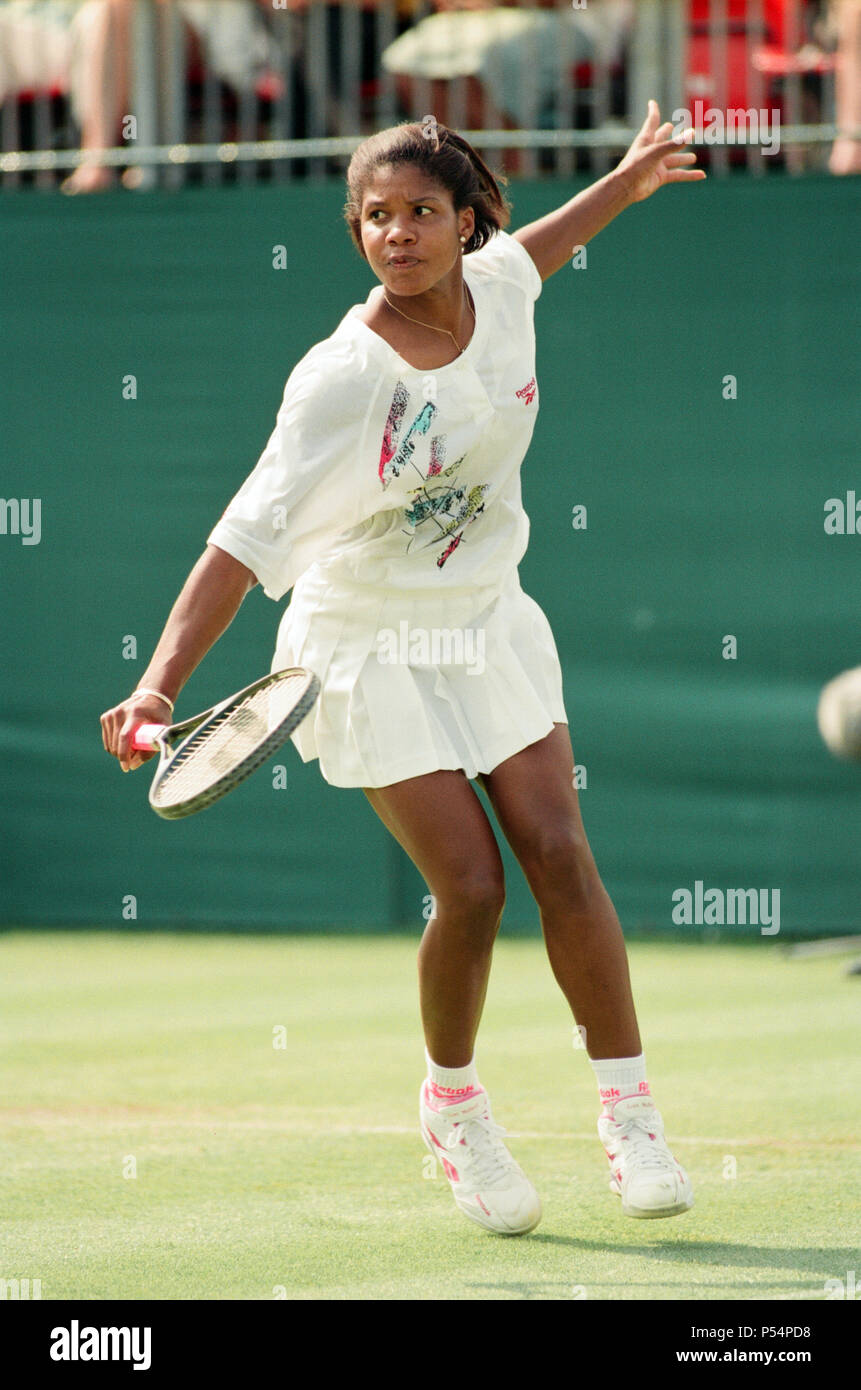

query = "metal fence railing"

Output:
[[0, 0, 853, 190]]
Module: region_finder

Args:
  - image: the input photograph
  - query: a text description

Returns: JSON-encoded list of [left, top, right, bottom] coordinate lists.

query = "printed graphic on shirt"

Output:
[[406, 481, 490, 569], [379, 381, 424, 488], [378, 380, 489, 570]]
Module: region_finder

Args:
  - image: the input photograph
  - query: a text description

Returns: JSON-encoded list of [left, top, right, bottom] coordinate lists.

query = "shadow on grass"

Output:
[[529, 1234, 856, 1268], [461, 1236, 855, 1299]]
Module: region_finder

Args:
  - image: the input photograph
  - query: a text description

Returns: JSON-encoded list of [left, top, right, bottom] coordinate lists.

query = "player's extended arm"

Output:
[[513, 100, 705, 282], [100, 543, 257, 772]]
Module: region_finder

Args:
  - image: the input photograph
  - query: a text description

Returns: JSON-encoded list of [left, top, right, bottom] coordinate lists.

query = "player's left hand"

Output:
[[614, 100, 706, 204]]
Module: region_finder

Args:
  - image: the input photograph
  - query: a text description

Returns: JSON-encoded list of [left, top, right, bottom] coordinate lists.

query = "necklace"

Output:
[[382, 284, 475, 355]]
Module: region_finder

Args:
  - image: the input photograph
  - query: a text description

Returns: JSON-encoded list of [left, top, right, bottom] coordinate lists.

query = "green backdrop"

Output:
[[2, 173, 859, 936]]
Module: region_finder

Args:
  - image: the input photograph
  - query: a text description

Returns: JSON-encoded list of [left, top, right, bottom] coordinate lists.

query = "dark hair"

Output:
[[343, 119, 512, 261]]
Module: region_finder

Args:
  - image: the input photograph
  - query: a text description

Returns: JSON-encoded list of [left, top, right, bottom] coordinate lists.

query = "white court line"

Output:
[[2, 1113, 847, 1148], [318, 1127, 841, 1149]]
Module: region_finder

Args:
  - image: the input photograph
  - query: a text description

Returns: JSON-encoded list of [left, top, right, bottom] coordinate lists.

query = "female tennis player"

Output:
[[101, 102, 705, 1235]]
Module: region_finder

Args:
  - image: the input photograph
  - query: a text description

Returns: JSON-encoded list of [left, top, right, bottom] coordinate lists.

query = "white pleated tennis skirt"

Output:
[[271, 565, 568, 788]]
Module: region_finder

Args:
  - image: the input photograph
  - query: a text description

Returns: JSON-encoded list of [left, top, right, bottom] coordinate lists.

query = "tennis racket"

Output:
[[130, 667, 320, 819]]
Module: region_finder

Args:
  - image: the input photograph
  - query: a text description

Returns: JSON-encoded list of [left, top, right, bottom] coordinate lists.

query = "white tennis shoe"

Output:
[[598, 1093, 694, 1219], [420, 1082, 542, 1235]]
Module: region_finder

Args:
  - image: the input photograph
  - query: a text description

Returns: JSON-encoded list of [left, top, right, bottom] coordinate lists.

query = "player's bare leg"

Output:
[[365, 769, 505, 1068], [479, 724, 693, 1218], [365, 771, 541, 1233], [479, 722, 640, 1059]]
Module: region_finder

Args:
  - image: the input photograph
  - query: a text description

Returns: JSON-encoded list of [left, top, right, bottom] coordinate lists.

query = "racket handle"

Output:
[[131, 722, 166, 751]]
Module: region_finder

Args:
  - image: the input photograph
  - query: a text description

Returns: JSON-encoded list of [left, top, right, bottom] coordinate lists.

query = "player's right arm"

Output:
[[100, 544, 257, 773]]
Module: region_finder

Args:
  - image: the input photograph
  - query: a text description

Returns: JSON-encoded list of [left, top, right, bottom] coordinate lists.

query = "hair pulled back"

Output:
[[343, 119, 512, 260]]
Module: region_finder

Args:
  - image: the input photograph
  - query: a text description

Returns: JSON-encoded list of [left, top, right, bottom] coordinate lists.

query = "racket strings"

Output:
[[150, 673, 310, 812]]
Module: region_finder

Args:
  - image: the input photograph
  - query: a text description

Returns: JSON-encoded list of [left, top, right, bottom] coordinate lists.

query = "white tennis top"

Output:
[[207, 229, 543, 601]]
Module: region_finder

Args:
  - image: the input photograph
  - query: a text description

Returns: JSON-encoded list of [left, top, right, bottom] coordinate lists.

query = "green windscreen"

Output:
[[1, 174, 859, 936]]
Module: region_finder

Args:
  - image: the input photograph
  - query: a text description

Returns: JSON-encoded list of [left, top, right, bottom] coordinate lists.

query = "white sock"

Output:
[[424, 1047, 480, 1097], [589, 1053, 649, 1109]]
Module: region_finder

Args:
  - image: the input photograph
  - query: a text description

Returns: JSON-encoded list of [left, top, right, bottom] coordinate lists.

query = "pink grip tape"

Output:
[[131, 723, 167, 751]]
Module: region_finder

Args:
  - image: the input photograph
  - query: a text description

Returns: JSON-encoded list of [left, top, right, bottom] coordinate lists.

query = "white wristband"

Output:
[[130, 687, 175, 717]]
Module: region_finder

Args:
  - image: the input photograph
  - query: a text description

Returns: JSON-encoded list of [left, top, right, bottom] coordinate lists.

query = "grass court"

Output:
[[1, 932, 857, 1302]]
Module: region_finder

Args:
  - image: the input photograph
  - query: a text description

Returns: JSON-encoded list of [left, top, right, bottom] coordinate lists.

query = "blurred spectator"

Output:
[[2, 0, 854, 186], [0, 1, 98, 147], [0, 0, 422, 192], [0, 0, 285, 192], [380, 0, 633, 159], [65, 0, 285, 192], [829, 0, 861, 172]]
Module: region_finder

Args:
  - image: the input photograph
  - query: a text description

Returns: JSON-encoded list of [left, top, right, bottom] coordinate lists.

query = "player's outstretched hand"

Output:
[[100, 694, 165, 773], [615, 100, 706, 204]]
